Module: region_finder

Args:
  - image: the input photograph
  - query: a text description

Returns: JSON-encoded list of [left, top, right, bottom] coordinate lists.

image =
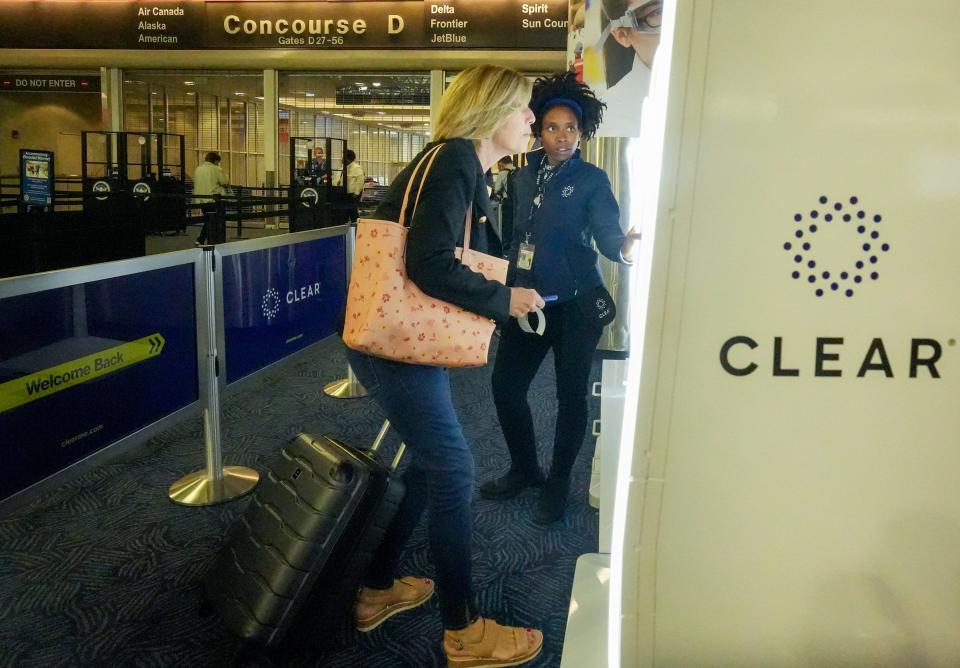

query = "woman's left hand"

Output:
[[621, 227, 642, 262]]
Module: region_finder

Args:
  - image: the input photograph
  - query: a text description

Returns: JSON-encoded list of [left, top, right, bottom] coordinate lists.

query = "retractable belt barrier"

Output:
[[0, 225, 351, 510]]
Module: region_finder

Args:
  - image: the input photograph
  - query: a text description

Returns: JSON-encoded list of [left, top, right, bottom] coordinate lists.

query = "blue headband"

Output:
[[540, 96, 583, 121]]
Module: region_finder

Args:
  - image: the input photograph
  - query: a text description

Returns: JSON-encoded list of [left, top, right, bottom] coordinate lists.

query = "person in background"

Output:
[[359, 176, 378, 212], [310, 145, 329, 183], [480, 72, 641, 524], [335, 148, 364, 222], [345, 65, 545, 668], [491, 155, 517, 253], [193, 151, 229, 245], [572, 42, 585, 82]]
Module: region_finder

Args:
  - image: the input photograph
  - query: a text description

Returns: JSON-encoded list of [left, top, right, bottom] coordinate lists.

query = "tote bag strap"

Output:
[[456, 208, 474, 259], [413, 145, 474, 254], [397, 143, 444, 227], [398, 142, 475, 255]]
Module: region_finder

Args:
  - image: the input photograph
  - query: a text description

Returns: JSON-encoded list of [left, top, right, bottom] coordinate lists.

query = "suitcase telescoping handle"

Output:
[[369, 419, 405, 471]]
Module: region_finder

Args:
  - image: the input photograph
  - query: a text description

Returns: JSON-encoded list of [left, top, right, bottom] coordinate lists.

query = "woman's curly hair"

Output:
[[529, 71, 606, 140]]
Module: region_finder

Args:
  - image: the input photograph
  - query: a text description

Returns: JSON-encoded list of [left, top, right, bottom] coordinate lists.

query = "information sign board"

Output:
[[19, 149, 54, 208]]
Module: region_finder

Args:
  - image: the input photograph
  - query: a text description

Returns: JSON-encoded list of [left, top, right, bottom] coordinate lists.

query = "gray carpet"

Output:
[[0, 337, 601, 668]]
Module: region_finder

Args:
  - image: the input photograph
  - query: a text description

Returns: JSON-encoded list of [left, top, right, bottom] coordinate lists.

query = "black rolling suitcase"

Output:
[[204, 421, 405, 649]]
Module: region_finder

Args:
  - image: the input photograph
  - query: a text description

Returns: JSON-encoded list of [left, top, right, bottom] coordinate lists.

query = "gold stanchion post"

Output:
[[169, 247, 258, 506], [325, 223, 367, 398]]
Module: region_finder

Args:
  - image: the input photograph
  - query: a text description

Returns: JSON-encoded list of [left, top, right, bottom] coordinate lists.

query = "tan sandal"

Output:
[[444, 617, 544, 668], [355, 576, 435, 632]]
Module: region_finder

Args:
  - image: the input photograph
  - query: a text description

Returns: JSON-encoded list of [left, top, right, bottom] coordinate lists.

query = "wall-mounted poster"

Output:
[[568, 0, 663, 137], [19, 149, 54, 208], [568, 0, 587, 83]]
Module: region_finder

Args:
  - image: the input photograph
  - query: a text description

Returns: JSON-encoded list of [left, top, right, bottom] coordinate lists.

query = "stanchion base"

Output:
[[323, 377, 367, 398], [168, 466, 259, 507]]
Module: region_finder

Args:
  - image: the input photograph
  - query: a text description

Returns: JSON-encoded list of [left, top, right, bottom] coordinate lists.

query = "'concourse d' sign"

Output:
[[0, 1, 567, 51]]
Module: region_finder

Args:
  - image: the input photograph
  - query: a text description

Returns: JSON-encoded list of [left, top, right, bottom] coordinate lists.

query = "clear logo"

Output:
[[132, 181, 152, 201], [783, 195, 890, 298], [261, 287, 280, 322]]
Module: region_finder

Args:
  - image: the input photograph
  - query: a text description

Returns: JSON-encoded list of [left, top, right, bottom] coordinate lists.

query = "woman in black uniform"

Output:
[[480, 72, 641, 524]]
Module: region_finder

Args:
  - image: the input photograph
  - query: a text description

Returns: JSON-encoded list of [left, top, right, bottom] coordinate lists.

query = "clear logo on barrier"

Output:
[[91, 180, 111, 200], [260, 282, 324, 323], [300, 187, 319, 208], [782, 195, 890, 298], [132, 181, 152, 201], [261, 287, 280, 322]]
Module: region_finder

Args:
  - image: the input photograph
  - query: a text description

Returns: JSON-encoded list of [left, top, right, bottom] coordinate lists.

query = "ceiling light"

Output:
[[255, 96, 264, 100], [372, 82, 381, 87], [354, 81, 364, 86], [358, 85, 368, 91], [376, 111, 385, 115], [235, 92, 245, 96], [186, 91, 195, 96], [184, 81, 195, 86]]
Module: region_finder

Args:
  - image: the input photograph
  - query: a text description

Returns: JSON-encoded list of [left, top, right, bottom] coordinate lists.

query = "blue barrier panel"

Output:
[[221, 234, 346, 384], [0, 264, 199, 500]]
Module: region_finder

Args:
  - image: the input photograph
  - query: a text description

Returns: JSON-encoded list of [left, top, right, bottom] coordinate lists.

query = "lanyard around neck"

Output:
[[525, 158, 568, 243]]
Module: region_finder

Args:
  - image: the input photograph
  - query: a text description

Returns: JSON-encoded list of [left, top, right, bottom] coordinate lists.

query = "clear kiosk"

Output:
[[288, 136, 351, 232], [123, 131, 187, 236], [81, 130, 125, 225], [566, 2, 960, 666]]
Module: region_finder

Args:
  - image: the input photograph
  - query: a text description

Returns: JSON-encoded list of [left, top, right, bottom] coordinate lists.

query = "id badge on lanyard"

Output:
[[518, 238, 535, 271], [519, 161, 561, 274]]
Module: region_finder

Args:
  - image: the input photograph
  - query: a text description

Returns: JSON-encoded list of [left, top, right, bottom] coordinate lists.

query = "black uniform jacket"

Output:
[[374, 139, 511, 325], [508, 148, 625, 301]]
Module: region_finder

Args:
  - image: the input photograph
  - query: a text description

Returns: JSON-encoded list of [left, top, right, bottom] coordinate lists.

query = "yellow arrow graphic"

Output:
[[0, 333, 166, 414]]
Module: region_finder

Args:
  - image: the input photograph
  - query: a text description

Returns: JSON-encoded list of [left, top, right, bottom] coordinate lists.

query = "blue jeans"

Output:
[[345, 347, 478, 630]]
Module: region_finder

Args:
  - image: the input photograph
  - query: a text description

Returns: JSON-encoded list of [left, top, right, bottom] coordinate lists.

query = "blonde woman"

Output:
[[346, 65, 545, 667]]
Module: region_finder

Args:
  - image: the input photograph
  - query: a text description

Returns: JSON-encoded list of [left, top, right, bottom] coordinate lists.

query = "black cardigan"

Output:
[[374, 139, 512, 325]]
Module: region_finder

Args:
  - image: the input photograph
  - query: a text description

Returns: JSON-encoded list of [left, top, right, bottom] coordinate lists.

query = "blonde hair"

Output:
[[433, 65, 532, 142]]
